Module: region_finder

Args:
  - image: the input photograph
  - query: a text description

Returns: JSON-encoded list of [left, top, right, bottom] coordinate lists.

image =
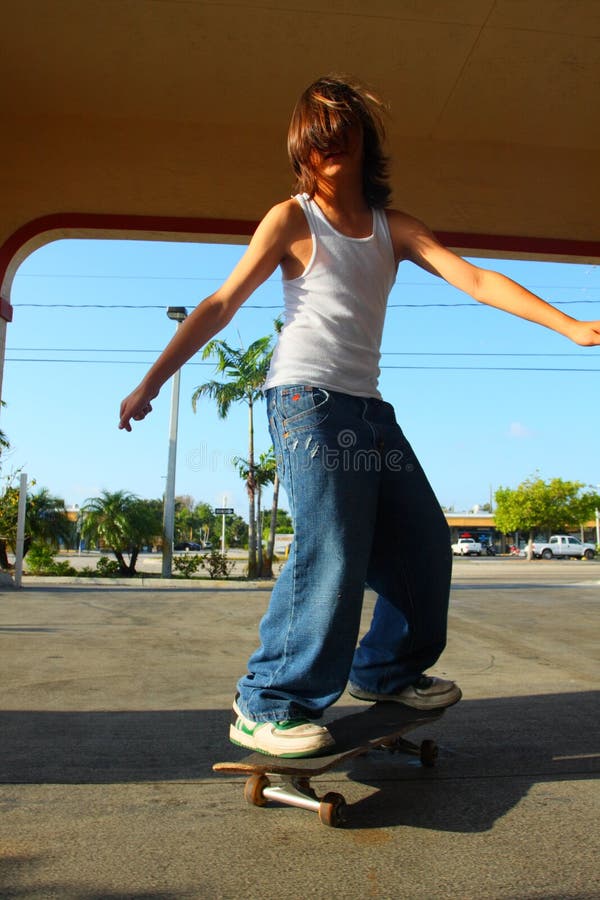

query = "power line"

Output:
[[13, 303, 176, 309], [5, 347, 594, 358], [11, 299, 600, 310], [4, 357, 599, 372], [13, 272, 600, 292], [17, 273, 235, 281], [380, 365, 600, 372], [382, 351, 590, 357], [4, 357, 212, 365]]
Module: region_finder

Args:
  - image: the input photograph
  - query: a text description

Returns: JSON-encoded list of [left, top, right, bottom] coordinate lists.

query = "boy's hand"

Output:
[[119, 385, 157, 432], [567, 320, 600, 347]]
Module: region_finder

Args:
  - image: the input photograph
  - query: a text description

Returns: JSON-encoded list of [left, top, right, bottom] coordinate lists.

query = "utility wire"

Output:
[[4, 357, 599, 373], [5, 347, 594, 358], [13, 272, 600, 291], [11, 299, 600, 310]]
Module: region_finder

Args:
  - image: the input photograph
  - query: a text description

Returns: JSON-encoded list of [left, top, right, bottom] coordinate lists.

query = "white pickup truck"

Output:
[[530, 535, 596, 560], [451, 537, 482, 556]]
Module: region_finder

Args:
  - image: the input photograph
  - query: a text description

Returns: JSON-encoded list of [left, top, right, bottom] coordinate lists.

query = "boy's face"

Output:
[[310, 122, 364, 181]]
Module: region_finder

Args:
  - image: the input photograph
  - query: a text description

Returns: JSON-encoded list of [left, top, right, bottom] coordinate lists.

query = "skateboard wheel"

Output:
[[244, 773, 270, 806], [318, 792, 347, 828], [419, 739, 438, 768]]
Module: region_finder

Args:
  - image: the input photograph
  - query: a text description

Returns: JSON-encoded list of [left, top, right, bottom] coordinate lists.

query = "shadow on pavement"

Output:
[[343, 690, 598, 831], [0, 709, 232, 783], [0, 692, 597, 833]]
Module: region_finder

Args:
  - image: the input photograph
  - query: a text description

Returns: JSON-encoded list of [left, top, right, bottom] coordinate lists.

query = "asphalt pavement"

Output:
[[0, 558, 598, 899]]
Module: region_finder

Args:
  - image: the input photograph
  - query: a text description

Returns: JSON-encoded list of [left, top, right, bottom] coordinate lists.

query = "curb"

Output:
[[11, 575, 277, 589]]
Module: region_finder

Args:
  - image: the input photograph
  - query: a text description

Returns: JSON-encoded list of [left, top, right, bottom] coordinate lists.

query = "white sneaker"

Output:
[[230, 698, 335, 758], [349, 675, 462, 710]]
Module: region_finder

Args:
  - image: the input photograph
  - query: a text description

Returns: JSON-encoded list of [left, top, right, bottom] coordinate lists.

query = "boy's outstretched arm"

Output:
[[389, 211, 600, 347], [118, 202, 296, 431]]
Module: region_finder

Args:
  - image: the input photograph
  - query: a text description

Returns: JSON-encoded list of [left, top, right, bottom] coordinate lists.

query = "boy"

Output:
[[120, 76, 600, 757]]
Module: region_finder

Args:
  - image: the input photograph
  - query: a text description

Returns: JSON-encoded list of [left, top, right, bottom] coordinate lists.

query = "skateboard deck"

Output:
[[213, 702, 444, 826]]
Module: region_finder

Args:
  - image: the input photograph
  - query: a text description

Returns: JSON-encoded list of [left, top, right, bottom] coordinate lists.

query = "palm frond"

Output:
[[192, 380, 246, 416]]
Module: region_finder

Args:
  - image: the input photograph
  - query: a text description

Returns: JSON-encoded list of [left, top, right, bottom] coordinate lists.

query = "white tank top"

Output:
[[264, 193, 397, 399]]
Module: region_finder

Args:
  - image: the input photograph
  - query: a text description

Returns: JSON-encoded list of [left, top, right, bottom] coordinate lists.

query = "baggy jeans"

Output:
[[236, 385, 452, 722]]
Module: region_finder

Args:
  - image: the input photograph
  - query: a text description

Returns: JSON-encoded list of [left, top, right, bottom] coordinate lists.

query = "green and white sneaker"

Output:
[[230, 698, 335, 758]]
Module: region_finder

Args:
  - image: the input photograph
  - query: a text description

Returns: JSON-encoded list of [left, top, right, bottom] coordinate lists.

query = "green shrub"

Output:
[[173, 553, 203, 577], [96, 556, 121, 576], [200, 549, 234, 579], [25, 542, 58, 574], [51, 560, 77, 576], [25, 543, 76, 576]]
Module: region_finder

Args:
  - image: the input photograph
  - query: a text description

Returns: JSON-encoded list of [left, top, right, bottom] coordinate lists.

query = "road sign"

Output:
[[214, 507, 234, 515]]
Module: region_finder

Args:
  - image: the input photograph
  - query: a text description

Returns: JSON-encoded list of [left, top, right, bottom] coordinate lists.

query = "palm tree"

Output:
[[234, 448, 279, 576], [27, 488, 74, 552], [261, 451, 280, 578], [81, 490, 160, 576], [192, 334, 275, 578]]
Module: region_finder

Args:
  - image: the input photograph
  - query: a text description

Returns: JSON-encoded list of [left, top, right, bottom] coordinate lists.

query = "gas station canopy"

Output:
[[1, 0, 600, 317]]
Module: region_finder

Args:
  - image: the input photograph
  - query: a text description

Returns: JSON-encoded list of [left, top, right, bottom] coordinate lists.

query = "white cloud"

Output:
[[508, 421, 534, 438]]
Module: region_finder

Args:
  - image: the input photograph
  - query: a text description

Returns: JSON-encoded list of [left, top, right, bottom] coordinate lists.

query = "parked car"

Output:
[[529, 535, 596, 560], [174, 541, 203, 551], [451, 537, 482, 556]]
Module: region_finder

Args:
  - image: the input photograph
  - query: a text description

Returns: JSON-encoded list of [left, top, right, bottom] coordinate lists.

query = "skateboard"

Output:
[[213, 702, 444, 827]]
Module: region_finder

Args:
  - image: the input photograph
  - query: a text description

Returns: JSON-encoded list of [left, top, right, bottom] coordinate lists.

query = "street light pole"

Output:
[[161, 306, 188, 578]]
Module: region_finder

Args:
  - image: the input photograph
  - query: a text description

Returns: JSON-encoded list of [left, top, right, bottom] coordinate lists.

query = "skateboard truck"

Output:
[[245, 773, 347, 827]]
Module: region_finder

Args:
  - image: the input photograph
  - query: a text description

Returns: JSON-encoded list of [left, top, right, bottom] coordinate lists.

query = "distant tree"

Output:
[[224, 513, 248, 548], [273, 509, 293, 533], [174, 499, 218, 545], [192, 330, 277, 577], [0, 473, 72, 568], [494, 476, 600, 558], [0, 470, 22, 568], [234, 448, 279, 576], [174, 498, 197, 542], [0, 400, 9, 461], [259, 449, 280, 578], [27, 488, 74, 550], [81, 490, 161, 576]]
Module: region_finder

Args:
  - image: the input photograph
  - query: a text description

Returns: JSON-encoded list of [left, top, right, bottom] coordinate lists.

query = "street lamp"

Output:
[[161, 306, 188, 577]]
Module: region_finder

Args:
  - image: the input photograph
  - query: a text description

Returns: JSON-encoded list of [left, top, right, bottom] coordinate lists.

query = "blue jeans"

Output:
[[236, 385, 452, 722]]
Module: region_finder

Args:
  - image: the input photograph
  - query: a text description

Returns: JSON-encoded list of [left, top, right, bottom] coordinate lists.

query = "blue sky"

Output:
[[1, 238, 599, 516]]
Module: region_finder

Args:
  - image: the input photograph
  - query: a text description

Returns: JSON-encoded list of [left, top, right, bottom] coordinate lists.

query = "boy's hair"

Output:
[[288, 75, 391, 208]]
